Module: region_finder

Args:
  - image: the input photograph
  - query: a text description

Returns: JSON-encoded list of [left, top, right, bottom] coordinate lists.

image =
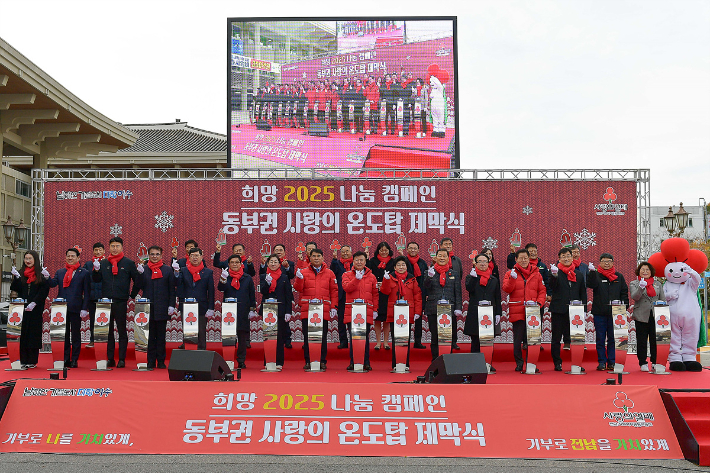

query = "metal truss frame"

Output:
[[32, 168, 651, 260]]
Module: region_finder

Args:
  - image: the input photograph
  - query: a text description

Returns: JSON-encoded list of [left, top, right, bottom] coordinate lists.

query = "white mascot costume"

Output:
[[427, 64, 449, 138], [649, 238, 708, 371]]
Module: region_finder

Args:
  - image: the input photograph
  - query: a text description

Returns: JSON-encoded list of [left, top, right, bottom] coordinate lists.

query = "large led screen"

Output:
[[228, 18, 458, 171]]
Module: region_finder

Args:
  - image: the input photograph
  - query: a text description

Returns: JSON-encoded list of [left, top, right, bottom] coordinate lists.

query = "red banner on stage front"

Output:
[[0, 380, 682, 457]]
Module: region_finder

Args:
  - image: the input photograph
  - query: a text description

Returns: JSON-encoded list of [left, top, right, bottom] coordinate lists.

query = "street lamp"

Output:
[[664, 203, 690, 238], [15, 219, 29, 250]]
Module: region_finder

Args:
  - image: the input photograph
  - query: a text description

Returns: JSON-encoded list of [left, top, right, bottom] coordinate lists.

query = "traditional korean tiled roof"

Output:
[[116, 121, 227, 153]]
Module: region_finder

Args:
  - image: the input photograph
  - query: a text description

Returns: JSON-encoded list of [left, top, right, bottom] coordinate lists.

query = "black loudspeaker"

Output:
[[424, 353, 488, 384], [168, 349, 232, 381], [308, 122, 329, 137], [256, 120, 272, 131]]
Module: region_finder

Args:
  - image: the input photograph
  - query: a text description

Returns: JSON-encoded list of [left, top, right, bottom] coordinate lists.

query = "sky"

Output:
[[1, 0, 708, 207]]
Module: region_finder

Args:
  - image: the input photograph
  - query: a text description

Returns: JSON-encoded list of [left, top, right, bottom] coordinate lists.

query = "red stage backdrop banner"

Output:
[[43, 179, 637, 344], [0, 380, 682, 457]]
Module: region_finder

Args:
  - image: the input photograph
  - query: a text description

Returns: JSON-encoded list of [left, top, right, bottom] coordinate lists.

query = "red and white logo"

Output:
[[595, 186, 627, 216]]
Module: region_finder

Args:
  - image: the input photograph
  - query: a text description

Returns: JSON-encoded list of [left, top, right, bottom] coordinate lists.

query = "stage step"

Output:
[[661, 390, 710, 466]]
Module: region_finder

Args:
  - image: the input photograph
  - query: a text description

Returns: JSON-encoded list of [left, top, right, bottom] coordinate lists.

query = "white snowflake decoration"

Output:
[[482, 237, 498, 249], [522, 205, 533, 215], [154, 211, 174, 233], [109, 224, 122, 237], [574, 228, 597, 250]]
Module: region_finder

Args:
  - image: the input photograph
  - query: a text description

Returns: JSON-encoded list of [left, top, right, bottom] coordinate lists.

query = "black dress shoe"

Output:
[[337, 343, 348, 349], [70, 361, 79, 369], [178, 343, 185, 349], [452, 343, 460, 350], [413, 342, 426, 349], [489, 365, 496, 373], [554, 363, 562, 371], [303, 362, 311, 370], [515, 363, 523, 372], [363, 364, 372, 372], [285, 342, 292, 349], [106, 360, 116, 367], [157, 362, 167, 369], [522, 342, 528, 350], [597, 363, 606, 371], [346, 363, 355, 371], [607, 362, 615, 371], [246, 341, 252, 349], [238, 362, 247, 369], [116, 360, 125, 368]]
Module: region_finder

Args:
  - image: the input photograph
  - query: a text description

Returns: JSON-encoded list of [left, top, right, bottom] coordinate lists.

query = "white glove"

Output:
[[93, 260, 101, 271], [168, 307, 176, 316], [454, 310, 462, 317], [470, 267, 477, 277], [296, 268, 304, 279], [137, 263, 144, 274], [355, 269, 364, 280], [373, 311, 378, 319], [330, 308, 338, 320], [285, 313, 292, 321], [265, 273, 273, 284], [428, 266, 435, 277], [414, 314, 420, 320], [588, 262, 596, 271], [495, 314, 501, 325], [383, 270, 390, 280], [11, 266, 20, 278], [510, 268, 518, 279], [638, 279, 648, 289], [41, 267, 50, 279], [26, 302, 36, 311], [80, 310, 89, 318], [205, 310, 215, 318], [550, 264, 558, 275], [666, 292, 679, 301], [172, 261, 180, 271], [249, 311, 259, 319], [220, 268, 229, 280]]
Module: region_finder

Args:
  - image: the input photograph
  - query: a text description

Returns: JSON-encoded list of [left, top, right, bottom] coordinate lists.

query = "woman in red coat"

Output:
[[501, 248, 547, 371], [380, 256, 422, 369], [342, 251, 379, 370]]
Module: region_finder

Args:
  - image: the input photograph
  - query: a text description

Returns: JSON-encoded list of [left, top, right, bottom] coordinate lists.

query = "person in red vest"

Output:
[[342, 251, 379, 371]]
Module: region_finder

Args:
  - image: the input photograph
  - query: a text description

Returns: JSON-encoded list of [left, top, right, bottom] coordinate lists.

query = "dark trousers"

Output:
[[550, 311, 568, 365], [468, 324, 481, 353], [354, 112, 364, 133], [427, 313, 457, 360], [384, 104, 396, 134], [403, 104, 412, 134], [330, 112, 338, 130], [337, 299, 348, 346], [388, 322, 409, 368], [19, 344, 39, 365], [635, 316, 657, 366], [147, 318, 168, 366], [275, 318, 285, 366], [87, 300, 96, 343], [420, 110, 427, 133], [107, 300, 128, 362], [317, 110, 325, 123], [179, 301, 208, 350], [369, 110, 379, 131], [281, 313, 292, 344], [237, 330, 249, 364], [347, 322, 371, 366], [512, 320, 526, 365], [307, 109, 314, 124], [593, 315, 615, 364], [63, 310, 82, 363], [413, 314, 423, 344], [302, 320, 328, 364]]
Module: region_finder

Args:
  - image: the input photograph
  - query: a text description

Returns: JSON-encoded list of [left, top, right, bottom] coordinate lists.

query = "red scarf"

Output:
[[597, 266, 618, 282], [63, 262, 80, 287], [573, 258, 582, 268], [340, 257, 353, 272], [476, 266, 493, 286], [229, 267, 243, 290], [147, 261, 163, 279], [394, 271, 407, 296], [406, 255, 421, 277], [107, 252, 123, 275], [416, 84, 423, 96], [514, 263, 535, 280], [24, 265, 36, 284], [489, 260, 496, 271], [433, 262, 450, 286], [529, 258, 538, 268], [377, 254, 391, 269], [266, 267, 281, 293], [447, 252, 455, 267], [639, 276, 656, 297], [187, 261, 204, 282], [239, 255, 247, 264], [557, 263, 577, 282]]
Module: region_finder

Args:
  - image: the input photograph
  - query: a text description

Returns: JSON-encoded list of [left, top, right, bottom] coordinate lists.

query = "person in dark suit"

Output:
[[214, 242, 255, 276], [83, 242, 104, 347], [218, 255, 257, 369], [368, 242, 396, 350], [440, 237, 463, 349], [330, 244, 352, 349], [10, 250, 50, 368], [464, 253, 502, 372], [171, 239, 198, 268], [91, 237, 140, 368], [423, 249, 462, 361], [134, 246, 176, 369], [174, 247, 214, 350], [258, 254, 293, 368], [47, 248, 91, 368], [260, 243, 295, 348], [403, 241, 429, 349]]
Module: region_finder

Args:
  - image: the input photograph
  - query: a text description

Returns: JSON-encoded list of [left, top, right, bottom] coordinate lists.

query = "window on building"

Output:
[[15, 180, 30, 198], [660, 218, 665, 227], [688, 218, 693, 227]]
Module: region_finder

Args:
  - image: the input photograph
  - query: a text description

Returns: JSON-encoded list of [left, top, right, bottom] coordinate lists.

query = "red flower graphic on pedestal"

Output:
[[223, 312, 235, 325], [264, 312, 277, 325], [97, 312, 109, 325], [52, 312, 65, 324], [396, 313, 408, 327], [310, 313, 322, 325], [528, 315, 540, 328], [480, 315, 492, 327], [135, 312, 148, 325], [185, 312, 197, 324], [604, 187, 617, 203], [9, 311, 21, 325], [657, 315, 669, 327], [571, 314, 584, 326], [614, 314, 626, 328], [438, 314, 451, 327], [353, 313, 365, 325]]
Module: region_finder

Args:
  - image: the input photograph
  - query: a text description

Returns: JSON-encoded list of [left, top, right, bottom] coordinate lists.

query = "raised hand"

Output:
[[172, 261, 180, 271], [638, 279, 648, 289], [470, 267, 477, 277], [588, 262, 596, 271], [265, 273, 273, 285], [137, 263, 144, 274], [41, 267, 50, 279], [205, 309, 214, 318], [93, 260, 101, 271], [550, 264, 558, 276], [383, 270, 390, 280], [428, 266, 436, 277], [11, 266, 20, 278], [296, 268, 304, 279], [220, 268, 229, 280], [26, 302, 36, 311], [510, 268, 518, 279]]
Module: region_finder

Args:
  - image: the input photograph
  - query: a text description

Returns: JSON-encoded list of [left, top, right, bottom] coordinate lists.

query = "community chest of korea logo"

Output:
[[594, 186, 627, 216], [603, 392, 654, 427]]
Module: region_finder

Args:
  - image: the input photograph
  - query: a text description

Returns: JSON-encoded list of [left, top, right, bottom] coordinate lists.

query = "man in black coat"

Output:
[[440, 237, 463, 349], [464, 253, 502, 370], [48, 248, 91, 368], [330, 244, 353, 349], [548, 247, 587, 371], [218, 255, 257, 369], [134, 246, 176, 369], [174, 247, 214, 350], [91, 237, 140, 368], [404, 242, 429, 349], [83, 242, 104, 347], [259, 243, 295, 348], [424, 249, 462, 361]]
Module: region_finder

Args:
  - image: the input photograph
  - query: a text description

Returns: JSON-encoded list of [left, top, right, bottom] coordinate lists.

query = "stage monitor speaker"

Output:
[[256, 120, 272, 131], [168, 349, 232, 381], [424, 353, 488, 384], [308, 122, 329, 137]]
